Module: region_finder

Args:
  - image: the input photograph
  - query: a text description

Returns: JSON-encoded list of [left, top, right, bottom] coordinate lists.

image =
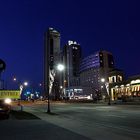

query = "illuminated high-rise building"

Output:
[[63, 41, 82, 97], [80, 50, 114, 98], [44, 28, 61, 99]]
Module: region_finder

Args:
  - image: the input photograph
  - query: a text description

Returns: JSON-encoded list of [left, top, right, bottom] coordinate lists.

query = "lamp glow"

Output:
[[101, 78, 105, 83], [24, 82, 28, 86], [13, 77, 17, 81], [57, 64, 64, 71], [4, 98, 12, 104]]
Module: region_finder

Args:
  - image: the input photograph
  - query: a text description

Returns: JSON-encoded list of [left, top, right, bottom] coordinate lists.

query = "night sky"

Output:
[[0, 0, 140, 89]]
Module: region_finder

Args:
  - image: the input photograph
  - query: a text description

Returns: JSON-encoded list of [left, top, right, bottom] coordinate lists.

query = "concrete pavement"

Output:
[[19, 102, 140, 140], [0, 119, 91, 140]]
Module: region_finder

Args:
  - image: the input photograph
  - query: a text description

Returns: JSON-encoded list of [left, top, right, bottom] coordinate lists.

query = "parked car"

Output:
[[0, 98, 11, 119]]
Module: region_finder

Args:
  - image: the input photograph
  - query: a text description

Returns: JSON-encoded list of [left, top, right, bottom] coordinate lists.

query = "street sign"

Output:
[[0, 90, 21, 99]]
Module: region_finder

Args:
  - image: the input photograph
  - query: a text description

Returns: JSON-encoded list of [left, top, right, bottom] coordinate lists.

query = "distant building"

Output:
[[0, 80, 4, 89], [63, 41, 82, 97], [110, 73, 140, 101], [107, 69, 124, 100], [44, 27, 61, 99], [0, 59, 6, 90], [80, 50, 114, 98]]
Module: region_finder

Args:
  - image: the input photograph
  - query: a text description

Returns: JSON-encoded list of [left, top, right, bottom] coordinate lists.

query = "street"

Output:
[[0, 102, 140, 140]]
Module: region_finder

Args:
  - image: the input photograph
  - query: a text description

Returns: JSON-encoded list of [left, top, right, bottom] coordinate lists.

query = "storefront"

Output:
[[111, 77, 140, 101]]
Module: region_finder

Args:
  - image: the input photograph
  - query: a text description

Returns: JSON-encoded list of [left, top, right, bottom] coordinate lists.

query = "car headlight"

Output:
[[4, 98, 12, 104]]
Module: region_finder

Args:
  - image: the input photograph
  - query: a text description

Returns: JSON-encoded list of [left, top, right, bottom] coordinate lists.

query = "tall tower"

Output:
[[63, 41, 81, 96], [44, 28, 61, 99]]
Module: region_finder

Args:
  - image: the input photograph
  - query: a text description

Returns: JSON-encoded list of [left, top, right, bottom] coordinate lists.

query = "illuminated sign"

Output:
[[0, 90, 20, 99]]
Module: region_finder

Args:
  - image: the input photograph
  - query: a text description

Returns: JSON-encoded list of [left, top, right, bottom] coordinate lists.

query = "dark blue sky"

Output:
[[0, 0, 140, 88]]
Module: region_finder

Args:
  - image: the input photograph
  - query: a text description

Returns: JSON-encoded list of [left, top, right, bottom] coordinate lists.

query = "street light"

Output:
[[13, 78, 28, 111], [13, 77, 28, 91], [23, 82, 28, 86], [13, 78, 28, 104], [57, 64, 65, 71], [101, 78, 111, 105], [47, 64, 65, 113], [101, 78, 105, 83], [13, 77, 17, 81], [19, 81, 28, 99]]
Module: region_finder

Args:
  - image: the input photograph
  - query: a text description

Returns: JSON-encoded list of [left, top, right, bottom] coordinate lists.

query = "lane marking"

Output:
[[106, 114, 126, 118]]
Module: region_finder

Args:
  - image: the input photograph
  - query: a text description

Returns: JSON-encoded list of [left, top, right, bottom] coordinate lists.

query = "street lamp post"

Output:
[[101, 78, 111, 105], [13, 78, 28, 106], [19, 81, 28, 102], [47, 64, 64, 113]]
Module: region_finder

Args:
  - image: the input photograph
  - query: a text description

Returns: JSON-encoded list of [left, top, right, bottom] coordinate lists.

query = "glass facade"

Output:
[[80, 53, 100, 72]]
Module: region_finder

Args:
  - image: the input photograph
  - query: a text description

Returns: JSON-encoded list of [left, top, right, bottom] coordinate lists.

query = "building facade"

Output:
[[63, 41, 82, 97], [44, 28, 61, 99], [0, 59, 6, 89], [110, 74, 140, 101], [80, 50, 114, 99]]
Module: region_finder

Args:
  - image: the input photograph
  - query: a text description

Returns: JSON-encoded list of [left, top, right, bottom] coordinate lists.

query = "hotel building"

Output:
[[80, 50, 114, 98], [44, 28, 61, 99], [63, 41, 82, 97]]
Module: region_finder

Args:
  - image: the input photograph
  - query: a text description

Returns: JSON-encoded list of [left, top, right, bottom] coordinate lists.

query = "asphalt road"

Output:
[[23, 103, 140, 140], [1, 102, 140, 140]]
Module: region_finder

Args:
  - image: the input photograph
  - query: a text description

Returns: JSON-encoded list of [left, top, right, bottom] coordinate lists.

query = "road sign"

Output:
[[0, 90, 20, 99]]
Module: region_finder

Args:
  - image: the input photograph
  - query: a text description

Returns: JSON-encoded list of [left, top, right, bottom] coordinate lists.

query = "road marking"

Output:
[[106, 114, 126, 118]]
